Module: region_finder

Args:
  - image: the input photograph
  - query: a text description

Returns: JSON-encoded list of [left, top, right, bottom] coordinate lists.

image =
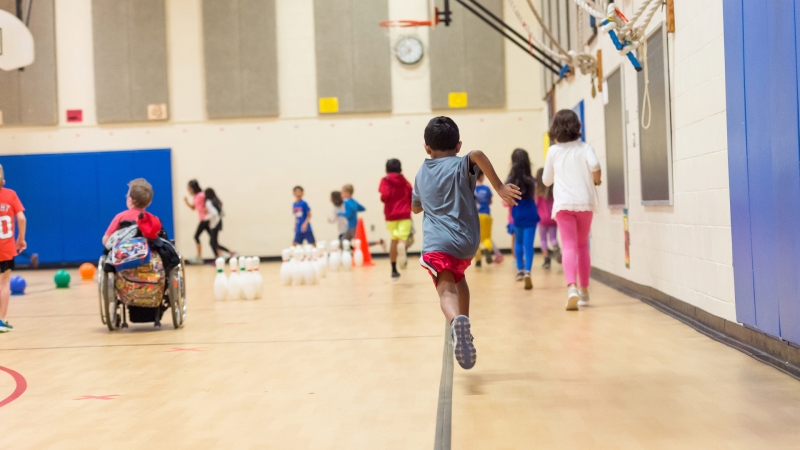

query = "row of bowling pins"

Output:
[[279, 239, 364, 286], [214, 256, 263, 301], [280, 244, 327, 286]]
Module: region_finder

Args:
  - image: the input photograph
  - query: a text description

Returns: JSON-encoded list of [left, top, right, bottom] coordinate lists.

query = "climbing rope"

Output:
[[505, 0, 570, 63], [640, 38, 652, 129]]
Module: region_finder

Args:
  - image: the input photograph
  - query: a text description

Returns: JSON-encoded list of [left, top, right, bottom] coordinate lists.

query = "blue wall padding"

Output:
[[723, 0, 800, 343], [722, 0, 756, 328], [573, 100, 586, 142], [0, 149, 174, 265]]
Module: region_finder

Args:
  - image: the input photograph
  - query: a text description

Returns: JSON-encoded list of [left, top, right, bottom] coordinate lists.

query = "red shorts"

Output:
[[420, 252, 472, 285]]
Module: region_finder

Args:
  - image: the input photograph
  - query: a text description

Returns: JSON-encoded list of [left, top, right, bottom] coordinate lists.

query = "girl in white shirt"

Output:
[[328, 191, 349, 244], [204, 188, 233, 258], [542, 110, 602, 311]]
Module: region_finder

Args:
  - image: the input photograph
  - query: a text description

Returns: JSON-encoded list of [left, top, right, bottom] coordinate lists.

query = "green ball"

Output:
[[54, 270, 71, 288]]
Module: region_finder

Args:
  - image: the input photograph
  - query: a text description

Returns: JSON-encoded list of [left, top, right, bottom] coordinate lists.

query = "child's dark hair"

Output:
[[424, 116, 460, 151], [204, 187, 223, 214], [507, 149, 535, 199], [293, 185, 304, 193], [549, 109, 582, 143], [188, 179, 202, 195], [331, 191, 343, 207], [129, 178, 154, 209], [535, 167, 553, 201], [386, 159, 402, 174]]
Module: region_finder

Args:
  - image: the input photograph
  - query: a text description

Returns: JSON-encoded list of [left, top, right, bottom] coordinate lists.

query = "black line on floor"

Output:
[[0, 334, 440, 352], [434, 322, 453, 450]]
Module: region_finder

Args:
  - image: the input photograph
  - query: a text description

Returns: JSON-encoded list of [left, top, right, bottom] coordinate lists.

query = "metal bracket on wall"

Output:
[[453, 0, 561, 74]]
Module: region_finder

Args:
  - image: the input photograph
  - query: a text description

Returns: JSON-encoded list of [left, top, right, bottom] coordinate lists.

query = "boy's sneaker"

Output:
[[391, 271, 401, 281], [542, 257, 551, 270], [515, 271, 525, 281], [30, 253, 40, 269], [406, 233, 415, 249], [397, 242, 408, 270], [475, 260, 482, 268], [578, 291, 590, 307], [187, 256, 203, 265], [451, 316, 477, 370], [566, 286, 580, 311], [221, 252, 231, 260], [484, 249, 493, 265], [524, 271, 533, 290], [0, 319, 12, 332]]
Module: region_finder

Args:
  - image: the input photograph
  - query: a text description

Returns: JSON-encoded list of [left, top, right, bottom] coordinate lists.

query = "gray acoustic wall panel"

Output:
[[202, 0, 278, 119], [0, 0, 58, 126], [92, 0, 169, 123], [604, 68, 626, 207], [637, 23, 673, 205], [313, 0, 391, 114], [430, 0, 506, 110]]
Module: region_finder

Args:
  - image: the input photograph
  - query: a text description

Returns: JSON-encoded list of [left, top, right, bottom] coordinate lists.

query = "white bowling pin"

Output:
[[353, 239, 364, 267], [253, 257, 263, 298], [228, 257, 242, 300], [303, 247, 317, 285], [291, 247, 304, 285], [328, 240, 341, 271], [238, 257, 248, 299], [280, 249, 292, 286], [242, 257, 257, 300], [316, 243, 327, 278], [341, 239, 353, 271], [213, 257, 228, 301]]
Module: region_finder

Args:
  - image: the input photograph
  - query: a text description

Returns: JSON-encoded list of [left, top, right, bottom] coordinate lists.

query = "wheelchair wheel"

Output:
[[102, 270, 122, 331], [97, 256, 107, 325], [169, 261, 187, 329]]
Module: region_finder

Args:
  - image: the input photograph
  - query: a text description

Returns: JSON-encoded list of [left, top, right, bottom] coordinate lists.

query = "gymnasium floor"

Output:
[[2, 259, 800, 449]]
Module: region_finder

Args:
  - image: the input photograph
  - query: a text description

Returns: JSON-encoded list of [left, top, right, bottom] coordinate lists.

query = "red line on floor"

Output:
[[0, 366, 27, 408], [75, 395, 119, 400]]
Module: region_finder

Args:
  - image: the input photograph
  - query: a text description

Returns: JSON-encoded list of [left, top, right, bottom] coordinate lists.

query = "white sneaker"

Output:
[[566, 287, 579, 311], [578, 291, 590, 307], [397, 241, 408, 270]]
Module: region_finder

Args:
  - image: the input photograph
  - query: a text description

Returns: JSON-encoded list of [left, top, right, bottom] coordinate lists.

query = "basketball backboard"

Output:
[[0, 9, 34, 71]]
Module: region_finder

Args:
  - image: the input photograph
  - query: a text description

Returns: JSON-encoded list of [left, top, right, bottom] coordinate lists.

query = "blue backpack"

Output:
[[111, 237, 151, 271]]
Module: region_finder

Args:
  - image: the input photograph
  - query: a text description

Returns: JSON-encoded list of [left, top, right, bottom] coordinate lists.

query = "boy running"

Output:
[[0, 165, 27, 333], [473, 172, 494, 268], [413, 117, 520, 369], [379, 159, 413, 280], [338, 184, 365, 241], [292, 186, 315, 246]]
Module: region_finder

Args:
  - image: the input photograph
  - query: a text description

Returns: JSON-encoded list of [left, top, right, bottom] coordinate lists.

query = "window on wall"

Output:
[[637, 22, 673, 205], [539, 0, 586, 94], [605, 67, 627, 208]]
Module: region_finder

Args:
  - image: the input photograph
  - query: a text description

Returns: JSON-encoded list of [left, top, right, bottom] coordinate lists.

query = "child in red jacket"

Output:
[[379, 159, 413, 280]]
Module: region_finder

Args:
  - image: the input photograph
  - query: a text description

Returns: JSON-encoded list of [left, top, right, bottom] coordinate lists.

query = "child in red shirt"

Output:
[[102, 178, 155, 246], [0, 165, 28, 333], [379, 159, 413, 280]]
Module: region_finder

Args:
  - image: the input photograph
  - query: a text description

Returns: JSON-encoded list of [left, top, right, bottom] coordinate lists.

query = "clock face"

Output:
[[394, 36, 424, 65]]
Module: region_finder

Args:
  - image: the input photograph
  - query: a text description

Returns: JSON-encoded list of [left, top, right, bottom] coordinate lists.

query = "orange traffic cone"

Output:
[[355, 218, 375, 266]]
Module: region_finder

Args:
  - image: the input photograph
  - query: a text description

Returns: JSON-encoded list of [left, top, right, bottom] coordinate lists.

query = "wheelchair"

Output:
[[97, 252, 187, 331]]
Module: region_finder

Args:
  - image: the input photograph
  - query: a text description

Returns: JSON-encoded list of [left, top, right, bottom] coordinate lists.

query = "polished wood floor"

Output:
[[1, 258, 800, 448]]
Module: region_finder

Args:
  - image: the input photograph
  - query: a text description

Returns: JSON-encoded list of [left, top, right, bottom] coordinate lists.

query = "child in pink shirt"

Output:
[[535, 168, 560, 269]]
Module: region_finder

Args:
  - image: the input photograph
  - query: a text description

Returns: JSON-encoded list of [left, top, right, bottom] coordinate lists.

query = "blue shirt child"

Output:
[[339, 198, 366, 230], [293, 200, 315, 244], [475, 185, 492, 215]]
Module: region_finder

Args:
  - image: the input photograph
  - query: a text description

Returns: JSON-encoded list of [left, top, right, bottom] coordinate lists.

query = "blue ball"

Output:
[[10, 275, 26, 295]]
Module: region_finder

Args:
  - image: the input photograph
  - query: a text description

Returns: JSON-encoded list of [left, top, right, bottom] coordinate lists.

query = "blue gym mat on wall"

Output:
[[0, 149, 174, 265]]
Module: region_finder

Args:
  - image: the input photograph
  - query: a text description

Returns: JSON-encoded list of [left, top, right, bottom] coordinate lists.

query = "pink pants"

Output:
[[555, 211, 593, 287]]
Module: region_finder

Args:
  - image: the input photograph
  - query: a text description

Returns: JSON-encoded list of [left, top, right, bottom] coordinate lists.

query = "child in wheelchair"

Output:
[[101, 179, 182, 328]]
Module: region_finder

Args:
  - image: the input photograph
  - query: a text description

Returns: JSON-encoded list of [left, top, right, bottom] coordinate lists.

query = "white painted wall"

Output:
[[547, 0, 734, 320], [0, 0, 547, 258]]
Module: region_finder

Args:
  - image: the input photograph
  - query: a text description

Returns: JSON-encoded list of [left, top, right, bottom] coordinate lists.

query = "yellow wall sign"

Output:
[[448, 92, 468, 109], [319, 97, 339, 114], [543, 133, 551, 160]]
